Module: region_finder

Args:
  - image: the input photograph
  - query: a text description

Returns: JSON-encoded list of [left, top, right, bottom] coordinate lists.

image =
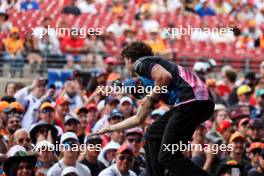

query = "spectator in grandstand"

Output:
[[125, 127, 145, 175], [224, 131, 251, 175], [5, 108, 22, 140], [247, 119, 264, 143], [54, 98, 70, 130], [4, 82, 16, 98], [206, 79, 228, 106], [60, 30, 88, 67], [0, 0, 20, 12], [32, 17, 61, 56], [106, 15, 129, 37], [191, 22, 211, 42], [3, 27, 24, 78], [195, 0, 216, 17], [216, 119, 234, 143], [93, 98, 120, 132], [246, 19, 261, 40], [236, 85, 253, 107], [58, 80, 87, 111], [210, 25, 236, 44], [64, 113, 81, 135], [193, 131, 225, 175], [77, 0, 97, 14], [217, 66, 237, 104], [211, 104, 230, 132], [20, 0, 39, 11], [255, 24, 264, 49], [3, 145, 37, 176], [34, 140, 57, 176], [211, 0, 232, 15], [24, 32, 43, 75], [81, 135, 105, 176], [14, 77, 48, 130], [98, 141, 119, 168], [0, 13, 12, 34], [139, 0, 166, 14], [119, 96, 134, 119], [121, 28, 137, 47], [62, 0, 81, 16], [47, 132, 91, 176], [29, 120, 58, 144], [248, 148, 264, 176], [111, 0, 125, 15], [99, 144, 137, 176], [191, 124, 207, 158], [255, 7, 264, 25], [236, 4, 255, 22], [254, 89, 264, 118], [13, 129, 32, 151], [237, 117, 249, 136], [247, 142, 264, 170], [86, 103, 100, 133], [141, 11, 159, 33], [145, 29, 166, 55], [216, 160, 244, 176]]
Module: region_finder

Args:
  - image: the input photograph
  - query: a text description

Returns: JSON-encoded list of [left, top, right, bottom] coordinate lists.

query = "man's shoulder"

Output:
[[47, 162, 62, 175], [77, 162, 91, 173]]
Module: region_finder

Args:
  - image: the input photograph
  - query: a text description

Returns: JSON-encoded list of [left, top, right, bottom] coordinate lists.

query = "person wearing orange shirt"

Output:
[[145, 30, 165, 55], [3, 27, 24, 78]]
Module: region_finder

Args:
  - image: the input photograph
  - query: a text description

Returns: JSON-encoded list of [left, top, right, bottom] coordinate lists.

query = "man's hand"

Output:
[[89, 125, 112, 136]]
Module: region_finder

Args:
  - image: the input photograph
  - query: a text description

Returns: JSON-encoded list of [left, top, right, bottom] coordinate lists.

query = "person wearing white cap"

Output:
[[119, 96, 134, 119], [47, 132, 91, 176], [61, 167, 80, 176], [34, 140, 57, 175]]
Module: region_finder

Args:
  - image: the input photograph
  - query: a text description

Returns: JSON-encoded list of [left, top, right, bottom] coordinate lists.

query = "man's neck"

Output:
[[230, 153, 242, 162], [85, 154, 97, 164], [63, 157, 76, 166]]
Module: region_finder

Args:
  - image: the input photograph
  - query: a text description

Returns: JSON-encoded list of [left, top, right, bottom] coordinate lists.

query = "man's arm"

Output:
[[91, 97, 153, 135], [148, 64, 172, 100]]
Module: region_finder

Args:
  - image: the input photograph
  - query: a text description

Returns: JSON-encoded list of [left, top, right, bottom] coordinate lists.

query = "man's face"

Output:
[[56, 103, 70, 118], [40, 108, 55, 124], [16, 161, 32, 176], [231, 138, 245, 155], [120, 102, 133, 116], [125, 58, 133, 72], [15, 131, 31, 151], [126, 134, 144, 154], [86, 139, 102, 158], [7, 116, 21, 134], [248, 127, 261, 140], [78, 111, 88, 128], [111, 130, 125, 144], [65, 120, 80, 133], [36, 127, 49, 140], [116, 152, 134, 173], [62, 139, 79, 159], [215, 110, 229, 124]]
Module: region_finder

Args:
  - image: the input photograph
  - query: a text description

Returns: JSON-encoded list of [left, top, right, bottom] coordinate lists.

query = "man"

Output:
[[13, 128, 32, 151], [224, 131, 251, 175], [247, 142, 264, 170], [247, 119, 264, 143], [54, 98, 70, 130], [39, 102, 63, 135], [14, 77, 48, 130], [248, 148, 264, 176], [5, 108, 22, 136], [81, 135, 105, 176], [99, 144, 137, 176], [119, 96, 134, 119], [47, 132, 91, 176], [125, 127, 146, 175], [92, 41, 215, 176]]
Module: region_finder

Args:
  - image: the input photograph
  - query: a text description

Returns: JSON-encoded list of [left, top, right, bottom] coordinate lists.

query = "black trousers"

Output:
[[144, 100, 215, 176]]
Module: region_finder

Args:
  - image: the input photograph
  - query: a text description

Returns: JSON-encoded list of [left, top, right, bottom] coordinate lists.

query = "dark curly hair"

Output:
[[121, 41, 154, 63]]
